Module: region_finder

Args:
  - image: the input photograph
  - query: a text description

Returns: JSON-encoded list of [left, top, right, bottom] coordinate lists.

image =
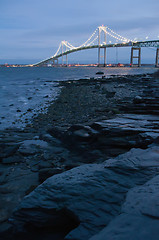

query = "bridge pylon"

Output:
[[52, 58, 58, 66], [155, 48, 159, 67], [61, 41, 68, 66], [130, 47, 141, 67], [98, 26, 107, 67]]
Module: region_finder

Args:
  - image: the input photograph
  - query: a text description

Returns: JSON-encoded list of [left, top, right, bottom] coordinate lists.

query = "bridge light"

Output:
[[145, 36, 149, 39]]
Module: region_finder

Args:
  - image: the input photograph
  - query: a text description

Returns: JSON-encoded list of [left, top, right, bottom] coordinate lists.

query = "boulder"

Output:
[[133, 95, 143, 104], [8, 146, 159, 240], [18, 140, 49, 156], [63, 114, 159, 161], [89, 175, 159, 240]]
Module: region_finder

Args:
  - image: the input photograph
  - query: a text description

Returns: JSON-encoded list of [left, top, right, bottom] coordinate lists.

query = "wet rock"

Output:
[[63, 114, 159, 160], [8, 146, 159, 240], [154, 136, 159, 145], [2, 156, 21, 164], [39, 133, 61, 144], [0, 222, 13, 240], [90, 175, 159, 240], [18, 140, 49, 156], [27, 108, 33, 112], [120, 81, 159, 115], [103, 90, 116, 98], [38, 161, 54, 170], [0, 145, 19, 160], [47, 126, 64, 139], [66, 125, 98, 142], [4, 207, 79, 240], [96, 71, 104, 75], [133, 95, 143, 104]]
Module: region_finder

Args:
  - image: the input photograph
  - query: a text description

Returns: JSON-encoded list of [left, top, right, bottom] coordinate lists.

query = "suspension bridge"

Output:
[[30, 26, 159, 67]]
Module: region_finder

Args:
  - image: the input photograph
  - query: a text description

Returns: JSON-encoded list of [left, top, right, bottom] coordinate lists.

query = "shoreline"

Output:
[[0, 66, 157, 131], [31, 72, 152, 131], [0, 70, 159, 239]]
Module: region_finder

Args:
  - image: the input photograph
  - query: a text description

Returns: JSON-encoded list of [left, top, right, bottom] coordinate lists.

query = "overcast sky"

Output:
[[0, 0, 159, 64]]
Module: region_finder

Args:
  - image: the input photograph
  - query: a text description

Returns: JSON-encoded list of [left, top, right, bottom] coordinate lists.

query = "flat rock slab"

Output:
[[91, 114, 159, 134], [67, 114, 159, 144], [65, 114, 159, 160], [90, 175, 159, 240], [18, 140, 50, 155], [9, 146, 159, 240]]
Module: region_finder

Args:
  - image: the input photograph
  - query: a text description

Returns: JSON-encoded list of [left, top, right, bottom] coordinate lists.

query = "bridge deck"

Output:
[[32, 40, 159, 66]]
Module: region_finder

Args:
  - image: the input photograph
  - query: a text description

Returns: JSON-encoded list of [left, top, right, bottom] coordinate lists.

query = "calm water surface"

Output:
[[0, 66, 157, 130]]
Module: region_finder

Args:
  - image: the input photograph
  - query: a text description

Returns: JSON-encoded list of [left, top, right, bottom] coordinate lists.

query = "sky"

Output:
[[0, 0, 159, 64]]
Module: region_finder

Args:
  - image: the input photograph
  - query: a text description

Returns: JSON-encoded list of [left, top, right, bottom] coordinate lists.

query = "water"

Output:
[[0, 66, 157, 130]]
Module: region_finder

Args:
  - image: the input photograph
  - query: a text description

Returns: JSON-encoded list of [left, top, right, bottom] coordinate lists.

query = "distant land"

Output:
[[0, 63, 156, 68]]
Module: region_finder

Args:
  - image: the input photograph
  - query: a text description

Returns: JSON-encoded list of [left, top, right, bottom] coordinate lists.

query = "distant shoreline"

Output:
[[0, 63, 157, 68]]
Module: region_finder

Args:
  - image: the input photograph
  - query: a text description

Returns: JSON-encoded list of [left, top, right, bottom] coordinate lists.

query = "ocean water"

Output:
[[0, 66, 157, 130]]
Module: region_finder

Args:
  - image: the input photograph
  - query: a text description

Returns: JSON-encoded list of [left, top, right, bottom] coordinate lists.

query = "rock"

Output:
[[42, 146, 67, 161], [1, 208, 79, 240], [38, 161, 54, 170], [18, 140, 49, 156], [27, 108, 33, 112], [0, 222, 13, 240], [96, 71, 104, 75], [2, 156, 21, 164], [154, 136, 159, 144], [0, 145, 19, 160], [133, 95, 143, 104], [47, 126, 64, 139], [89, 175, 159, 240], [66, 125, 98, 143], [39, 133, 61, 145], [63, 114, 159, 160], [8, 146, 159, 240], [90, 114, 159, 148]]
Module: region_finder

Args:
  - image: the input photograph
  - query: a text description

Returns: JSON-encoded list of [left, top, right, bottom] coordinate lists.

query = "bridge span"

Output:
[[30, 26, 159, 67]]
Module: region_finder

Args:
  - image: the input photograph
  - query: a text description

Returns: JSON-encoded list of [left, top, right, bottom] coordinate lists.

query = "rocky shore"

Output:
[[0, 70, 159, 239]]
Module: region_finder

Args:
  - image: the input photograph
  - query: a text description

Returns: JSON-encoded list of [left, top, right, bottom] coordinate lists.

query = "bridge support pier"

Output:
[[130, 47, 141, 67], [104, 47, 106, 67], [155, 48, 159, 67], [98, 26, 107, 67], [61, 41, 68, 66], [66, 54, 68, 66], [52, 59, 58, 66], [98, 47, 107, 67]]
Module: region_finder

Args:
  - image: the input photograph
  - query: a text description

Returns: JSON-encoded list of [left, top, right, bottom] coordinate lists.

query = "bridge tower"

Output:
[[61, 41, 68, 66], [155, 48, 159, 67], [98, 26, 107, 67], [130, 47, 141, 67]]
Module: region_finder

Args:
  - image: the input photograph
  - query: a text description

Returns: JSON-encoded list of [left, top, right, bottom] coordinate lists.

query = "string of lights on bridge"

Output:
[[51, 26, 134, 58], [31, 25, 159, 67]]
